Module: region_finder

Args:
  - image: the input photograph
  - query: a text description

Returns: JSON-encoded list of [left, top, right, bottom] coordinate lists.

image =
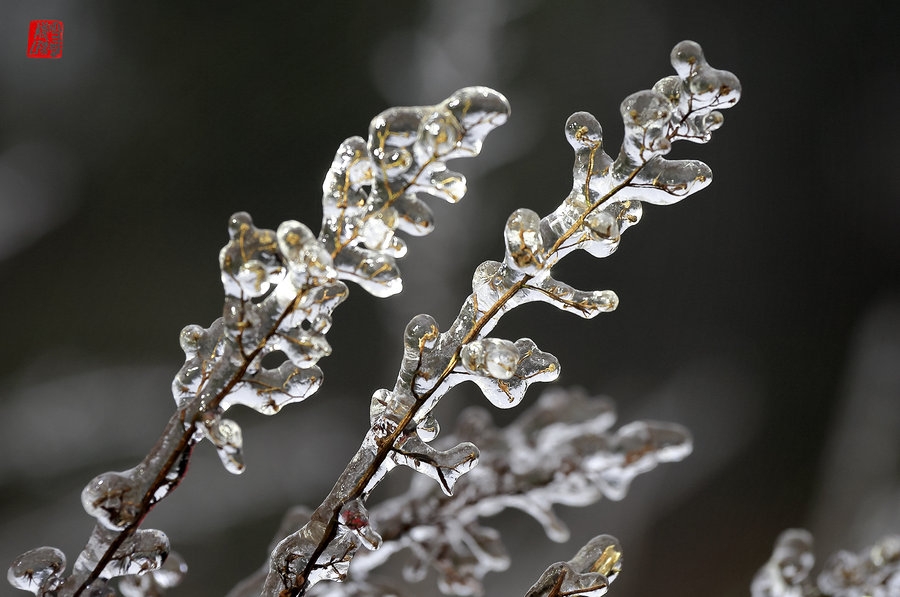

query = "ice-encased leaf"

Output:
[[521, 276, 618, 319], [224, 363, 322, 415], [7, 547, 66, 596], [319, 87, 509, 297], [459, 338, 560, 409], [219, 212, 284, 299], [390, 432, 479, 496], [587, 420, 693, 500]]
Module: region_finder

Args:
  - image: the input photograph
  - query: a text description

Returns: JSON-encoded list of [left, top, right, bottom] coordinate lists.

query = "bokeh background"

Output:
[[1, 1, 898, 596]]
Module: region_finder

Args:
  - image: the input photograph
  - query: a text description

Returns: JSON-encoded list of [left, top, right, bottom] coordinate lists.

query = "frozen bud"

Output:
[[621, 90, 672, 129], [461, 338, 519, 380], [118, 551, 188, 597], [565, 111, 604, 150], [404, 314, 440, 355], [8, 546, 66, 595], [178, 324, 206, 356]]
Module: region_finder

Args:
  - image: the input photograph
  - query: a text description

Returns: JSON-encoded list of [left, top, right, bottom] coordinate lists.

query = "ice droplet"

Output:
[[504, 208, 545, 274], [419, 112, 462, 158], [460, 338, 519, 380], [7, 546, 66, 595], [417, 412, 440, 442], [199, 413, 245, 475]]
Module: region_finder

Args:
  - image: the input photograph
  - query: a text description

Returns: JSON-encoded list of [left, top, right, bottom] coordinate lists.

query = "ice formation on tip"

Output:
[[752, 530, 900, 597]]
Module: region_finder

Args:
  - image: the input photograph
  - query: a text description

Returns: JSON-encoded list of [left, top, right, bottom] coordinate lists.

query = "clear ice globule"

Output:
[[8, 547, 66, 595]]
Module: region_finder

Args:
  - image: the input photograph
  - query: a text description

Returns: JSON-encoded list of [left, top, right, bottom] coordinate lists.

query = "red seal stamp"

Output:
[[27, 20, 64, 59]]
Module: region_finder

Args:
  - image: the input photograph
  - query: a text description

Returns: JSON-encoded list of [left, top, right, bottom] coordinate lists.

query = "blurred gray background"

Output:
[[1, 1, 898, 596]]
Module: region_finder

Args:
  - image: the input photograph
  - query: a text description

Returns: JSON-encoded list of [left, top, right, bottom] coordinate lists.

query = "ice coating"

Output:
[[320, 87, 510, 297], [525, 535, 622, 597], [263, 42, 739, 596], [752, 530, 900, 597], [198, 413, 245, 474], [8, 42, 740, 597], [118, 551, 187, 597], [334, 389, 688, 595], [81, 471, 143, 532], [460, 338, 520, 380], [97, 529, 169, 580], [8, 547, 66, 595]]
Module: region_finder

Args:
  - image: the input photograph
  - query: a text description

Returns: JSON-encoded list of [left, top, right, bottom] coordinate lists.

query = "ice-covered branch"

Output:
[[752, 529, 900, 597], [261, 40, 739, 597], [341, 389, 689, 596], [8, 89, 508, 597]]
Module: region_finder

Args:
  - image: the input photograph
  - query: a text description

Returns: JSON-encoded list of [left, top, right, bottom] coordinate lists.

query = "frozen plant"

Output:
[[229, 388, 691, 597], [8, 40, 740, 597], [752, 529, 900, 597]]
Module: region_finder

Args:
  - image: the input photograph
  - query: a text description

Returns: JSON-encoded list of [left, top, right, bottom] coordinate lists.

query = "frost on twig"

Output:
[[752, 530, 900, 597], [8, 88, 508, 597], [262, 40, 739, 597]]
